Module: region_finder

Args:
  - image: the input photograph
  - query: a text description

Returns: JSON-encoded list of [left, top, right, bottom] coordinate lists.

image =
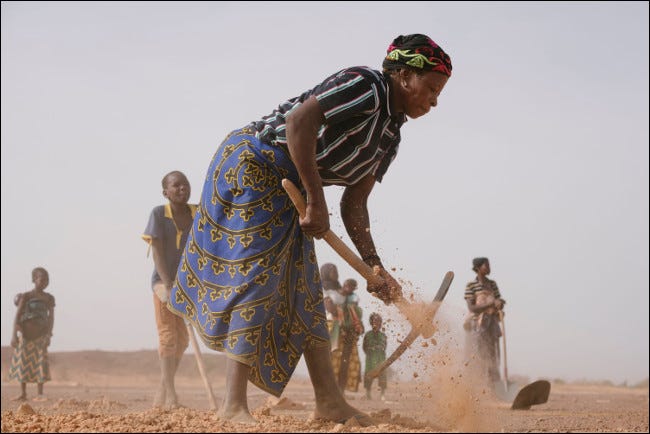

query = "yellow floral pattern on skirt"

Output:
[[169, 127, 329, 397]]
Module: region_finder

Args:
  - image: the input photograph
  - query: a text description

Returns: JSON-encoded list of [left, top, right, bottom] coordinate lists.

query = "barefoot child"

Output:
[[142, 170, 197, 408], [9, 267, 55, 402], [362, 313, 388, 400]]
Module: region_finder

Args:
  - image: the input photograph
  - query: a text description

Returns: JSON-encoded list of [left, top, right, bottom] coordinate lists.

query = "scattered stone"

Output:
[[264, 396, 305, 410], [17, 403, 35, 415], [346, 416, 362, 428]]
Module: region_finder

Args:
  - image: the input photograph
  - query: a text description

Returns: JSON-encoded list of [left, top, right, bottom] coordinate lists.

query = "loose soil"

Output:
[[1, 347, 647, 432]]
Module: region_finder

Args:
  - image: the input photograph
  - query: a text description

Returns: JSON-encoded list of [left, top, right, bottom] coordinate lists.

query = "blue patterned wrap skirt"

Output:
[[169, 126, 329, 396]]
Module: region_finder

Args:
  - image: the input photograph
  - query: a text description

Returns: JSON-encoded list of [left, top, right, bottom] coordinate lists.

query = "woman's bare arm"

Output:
[[341, 175, 402, 304], [285, 95, 328, 238]]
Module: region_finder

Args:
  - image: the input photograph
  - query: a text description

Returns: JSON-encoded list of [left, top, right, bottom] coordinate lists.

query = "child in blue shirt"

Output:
[[142, 170, 197, 408]]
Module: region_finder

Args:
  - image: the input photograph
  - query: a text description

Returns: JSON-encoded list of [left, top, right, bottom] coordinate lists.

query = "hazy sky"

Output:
[[1, 1, 648, 385]]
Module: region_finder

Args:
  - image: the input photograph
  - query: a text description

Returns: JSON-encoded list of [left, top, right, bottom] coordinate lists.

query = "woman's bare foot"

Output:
[[312, 398, 374, 426], [11, 394, 27, 402], [166, 401, 187, 410], [164, 391, 179, 409], [216, 406, 258, 424], [32, 395, 48, 402], [302, 345, 376, 426], [152, 384, 166, 408]]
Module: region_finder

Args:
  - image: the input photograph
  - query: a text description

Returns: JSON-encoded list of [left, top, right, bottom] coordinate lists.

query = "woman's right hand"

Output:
[[11, 336, 18, 348]]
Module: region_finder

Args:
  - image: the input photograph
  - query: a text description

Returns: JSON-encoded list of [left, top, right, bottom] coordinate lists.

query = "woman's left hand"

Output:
[[300, 200, 330, 238]]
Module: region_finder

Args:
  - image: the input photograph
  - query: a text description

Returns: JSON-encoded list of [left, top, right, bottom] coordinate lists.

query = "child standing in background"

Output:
[[362, 312, 387, 401], [9, 267, 55, 402], [332, 278, 364, 394], [320, 263, 345, 351], [142, 170, 197, 408]]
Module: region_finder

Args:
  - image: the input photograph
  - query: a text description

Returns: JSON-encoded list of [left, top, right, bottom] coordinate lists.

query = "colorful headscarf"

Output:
[[383, 34, 452, 77]]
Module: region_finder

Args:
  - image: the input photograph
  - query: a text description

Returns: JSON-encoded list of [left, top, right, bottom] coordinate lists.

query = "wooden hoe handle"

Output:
[[281, 178, 382, 286], [281, 178, 435, 337]]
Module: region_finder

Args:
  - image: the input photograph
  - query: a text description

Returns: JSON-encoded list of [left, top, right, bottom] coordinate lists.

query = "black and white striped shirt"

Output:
[[464, 277, 502, 301], [253, 66, 406, 186]]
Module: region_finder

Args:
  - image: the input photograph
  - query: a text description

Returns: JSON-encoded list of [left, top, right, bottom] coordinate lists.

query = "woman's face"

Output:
[[321, 264, 338, 283], [402, 71, 449, 119]]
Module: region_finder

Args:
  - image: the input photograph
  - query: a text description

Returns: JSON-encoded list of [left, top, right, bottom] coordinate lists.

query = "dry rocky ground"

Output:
[[1, 348, 648, 433]]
